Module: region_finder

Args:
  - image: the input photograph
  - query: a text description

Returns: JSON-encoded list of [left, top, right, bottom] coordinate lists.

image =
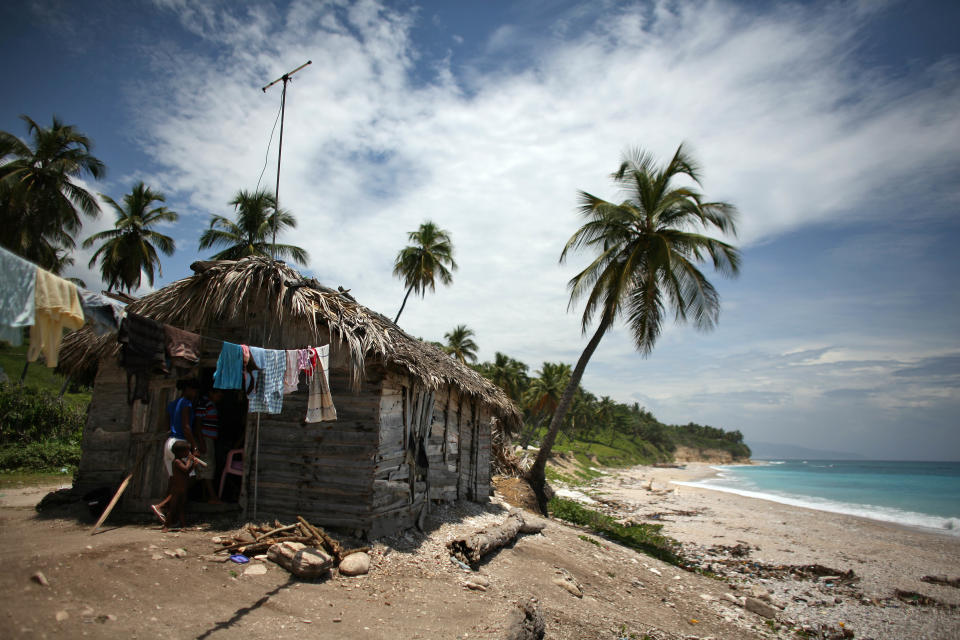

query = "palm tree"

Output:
[[392, 221, 457, 323], [526, 144, 741, 512], [82, 182, 178, 292], [198, 189, 308, 265], [519, 362, 572, 448], [0, 115, 105, 270], [443, 324, 478, 364], [481, 352, 529, 404]]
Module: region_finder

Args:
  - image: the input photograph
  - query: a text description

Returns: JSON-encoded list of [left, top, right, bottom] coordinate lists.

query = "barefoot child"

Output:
[[163, 440, 198, 531]]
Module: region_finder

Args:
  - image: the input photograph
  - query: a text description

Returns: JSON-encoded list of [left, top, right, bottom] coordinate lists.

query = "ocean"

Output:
[[674, 460, 960, 535]]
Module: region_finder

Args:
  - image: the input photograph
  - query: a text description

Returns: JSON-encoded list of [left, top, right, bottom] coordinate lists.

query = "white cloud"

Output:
[[127, 0, 959, 456]]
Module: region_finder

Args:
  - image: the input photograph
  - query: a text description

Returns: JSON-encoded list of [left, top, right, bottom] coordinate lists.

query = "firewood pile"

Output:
[[214, 515, 368, 563]]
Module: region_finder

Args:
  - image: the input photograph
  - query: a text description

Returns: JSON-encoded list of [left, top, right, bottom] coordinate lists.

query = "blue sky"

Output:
[[2, 0, 959, 459]]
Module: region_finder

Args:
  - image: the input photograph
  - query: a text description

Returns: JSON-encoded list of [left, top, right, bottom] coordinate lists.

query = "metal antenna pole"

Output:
[[262, 60, 311, 259]]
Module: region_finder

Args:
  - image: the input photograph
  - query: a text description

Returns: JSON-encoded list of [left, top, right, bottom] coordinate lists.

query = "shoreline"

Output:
[[589, 462, 960, 639]]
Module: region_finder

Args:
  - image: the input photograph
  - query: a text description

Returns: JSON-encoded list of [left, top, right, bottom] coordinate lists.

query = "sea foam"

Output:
[[672, 479, 960, 536]]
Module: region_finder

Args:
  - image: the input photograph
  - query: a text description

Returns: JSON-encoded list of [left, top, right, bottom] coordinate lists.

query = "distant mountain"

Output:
[[746, 441, 866, 460]]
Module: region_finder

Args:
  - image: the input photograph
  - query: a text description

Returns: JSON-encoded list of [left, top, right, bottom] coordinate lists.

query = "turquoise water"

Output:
[[676, 460, 960, 535]]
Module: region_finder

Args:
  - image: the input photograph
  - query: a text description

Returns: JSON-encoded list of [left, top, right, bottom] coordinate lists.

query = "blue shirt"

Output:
[[167, 397, 194, 439]]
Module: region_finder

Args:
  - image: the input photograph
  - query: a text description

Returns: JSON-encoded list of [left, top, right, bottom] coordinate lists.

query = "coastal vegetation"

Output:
[[443, 324, 478, 364], [392, 220, 457, 323], [82, 181, 178, 292], [526, 144, 742, 512]]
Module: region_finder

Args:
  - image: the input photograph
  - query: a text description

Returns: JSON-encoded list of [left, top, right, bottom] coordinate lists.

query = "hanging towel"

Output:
[[305, 345, 336, 422], [27, 268, 84, 367], [246, 346, 267, 412], [213, 342, 243, 390], [283, 349, 301, 394], [249, 349, 285, 414], [118, 313, 167, 403], [78, 290, 124, 335], [164, 324, 201, 371], [0, 247, 37, 346]]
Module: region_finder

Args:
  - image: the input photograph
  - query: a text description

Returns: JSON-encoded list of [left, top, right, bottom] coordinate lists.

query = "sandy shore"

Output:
[[590, 463, 960, 639]]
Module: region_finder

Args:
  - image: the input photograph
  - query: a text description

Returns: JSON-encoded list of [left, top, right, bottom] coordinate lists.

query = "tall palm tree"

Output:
[[527, 144, 741, 512], [82, 182, 178, 292], [392, 221, 457, 323], [443, 324, 478, 364], [198, 189, 308, 265], [0, 115, 105, 271]]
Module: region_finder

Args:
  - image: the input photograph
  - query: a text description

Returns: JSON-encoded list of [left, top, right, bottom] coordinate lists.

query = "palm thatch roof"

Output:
[[58, 256, 521, 428]]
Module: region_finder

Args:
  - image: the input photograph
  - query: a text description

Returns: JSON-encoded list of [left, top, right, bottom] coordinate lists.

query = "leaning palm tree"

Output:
[[526, 144, 741, 512], [392, 221, 457, 323], [82, 182, 178, 292], [0, 115, 105, 270], [443, 324, 478, 364], [198, 189, 308, 266]]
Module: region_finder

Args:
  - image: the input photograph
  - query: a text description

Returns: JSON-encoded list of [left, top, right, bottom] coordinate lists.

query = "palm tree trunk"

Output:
[[394, 285, 414, 324], [526, 316, 611, 514]]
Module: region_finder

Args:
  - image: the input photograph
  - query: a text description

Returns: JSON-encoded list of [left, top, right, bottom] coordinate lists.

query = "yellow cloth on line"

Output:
[[27, 269, 84, 367]]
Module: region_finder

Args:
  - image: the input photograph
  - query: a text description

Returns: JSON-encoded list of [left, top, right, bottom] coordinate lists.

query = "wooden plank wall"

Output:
[[369, 369, 493, 536], [74, 360, 134, 495], [248, 363, 381, 533]]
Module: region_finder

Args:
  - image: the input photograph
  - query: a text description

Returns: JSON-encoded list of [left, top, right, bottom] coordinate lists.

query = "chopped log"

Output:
[[237, 536, 315, 556], [502, 598, 545, 640], [448, 510, 526, 566], [267, 541, 333, 578]]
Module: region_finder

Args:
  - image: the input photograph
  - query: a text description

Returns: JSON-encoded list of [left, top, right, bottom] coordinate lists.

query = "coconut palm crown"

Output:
[[392, 220, 457, 324], [526, 143, 741, 512], [443, 324, 478, 364], [82, 182, 178, 292], [0, 115, 105, 270], [198, 189, 308, 266]]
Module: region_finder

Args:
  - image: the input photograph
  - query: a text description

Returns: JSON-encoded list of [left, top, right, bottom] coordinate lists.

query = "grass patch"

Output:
[[529, 426, 670, 469], [578, 534, 601, 547], [549, 496, 685, 568], [0, 470, 73, 489], [0, 343, 91, 410]]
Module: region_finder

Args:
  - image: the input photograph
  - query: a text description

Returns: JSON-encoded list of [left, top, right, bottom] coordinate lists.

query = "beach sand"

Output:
[[590, 463, 960, 639]]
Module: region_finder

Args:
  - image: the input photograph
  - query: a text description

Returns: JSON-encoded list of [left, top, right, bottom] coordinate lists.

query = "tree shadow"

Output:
[[195, 574, 300, 640]]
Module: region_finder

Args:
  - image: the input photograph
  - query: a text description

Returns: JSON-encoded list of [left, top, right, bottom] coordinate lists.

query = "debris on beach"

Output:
[[921, 574, 960, 589], [213, 516, 367, 578]]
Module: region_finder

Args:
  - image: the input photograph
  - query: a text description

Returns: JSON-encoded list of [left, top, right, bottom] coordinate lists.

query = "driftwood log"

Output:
[[502, 598, 545, 640], [267, 541, 334, 578], [449, 509, 532, 566]]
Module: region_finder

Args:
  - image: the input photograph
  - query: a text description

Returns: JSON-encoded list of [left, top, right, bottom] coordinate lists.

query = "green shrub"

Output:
[[0, 439, 81, 472], [549, 496, 685, 567], [0, 383, 86, 445]]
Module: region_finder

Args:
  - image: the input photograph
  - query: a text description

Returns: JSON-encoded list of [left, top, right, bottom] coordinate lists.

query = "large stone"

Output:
[[244, 563, 268, 576], [744, 597, 778, 619], [338, 552, 371, 576], [267, 542, 333, 578]]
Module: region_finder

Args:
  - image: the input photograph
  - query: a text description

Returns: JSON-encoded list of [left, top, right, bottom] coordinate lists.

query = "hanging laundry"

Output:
[[282, 349, 301, 394], [164, 324, 201, 372], [249, 349, 285, 414], [246, 346, 267, 412], [305, 345, 336, 422], [0, 247, 37, 347], [213, 342, 243, 390], [78, 290, 124, 335], [118, 313, 167, 403], [28, 268, 84, 367], [297, 347, 314, 376]]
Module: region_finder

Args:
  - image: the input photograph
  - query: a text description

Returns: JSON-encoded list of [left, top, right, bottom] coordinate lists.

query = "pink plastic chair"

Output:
[[218, 449, 243, 498]]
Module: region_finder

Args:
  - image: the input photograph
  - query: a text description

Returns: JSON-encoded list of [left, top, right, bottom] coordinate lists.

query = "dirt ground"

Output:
[[0, 481, 772, 640]]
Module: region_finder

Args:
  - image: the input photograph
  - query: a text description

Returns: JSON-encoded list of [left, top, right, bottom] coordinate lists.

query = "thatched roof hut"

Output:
[[62, 257, 521, 537]]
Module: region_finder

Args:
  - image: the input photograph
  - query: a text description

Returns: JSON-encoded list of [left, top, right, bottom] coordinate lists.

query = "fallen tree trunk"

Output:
[[448, 509, 526, 566]]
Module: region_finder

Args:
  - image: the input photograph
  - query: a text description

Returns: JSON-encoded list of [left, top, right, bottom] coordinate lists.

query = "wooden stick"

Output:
[[297, 515, 343, 560], [255, 523, 299, 541], [90, 473, 132, 534]]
